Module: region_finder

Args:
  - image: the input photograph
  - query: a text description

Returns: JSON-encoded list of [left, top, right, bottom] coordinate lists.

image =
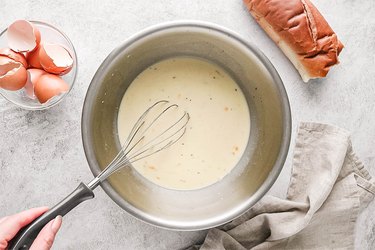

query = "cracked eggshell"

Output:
[[0, 47, 28, 68], [24, 68, 46, 98], [0, 55, 28, 91], [26, 45, 43, 69], [34, 73, 69, 103], [7, 20, 41, 53], [39, 43, 73, 75]]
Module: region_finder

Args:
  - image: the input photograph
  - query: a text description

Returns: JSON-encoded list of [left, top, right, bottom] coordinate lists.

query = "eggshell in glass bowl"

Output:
[[0, 47, 27, 68], [0, 20, 77, 110], [0, 56, 27, 91], [34, 73, 69, 103], [24, 68, 46, 98], [39, 43, 73, 75], [26, 46, 43, 69], [7, 20, 41, 53]]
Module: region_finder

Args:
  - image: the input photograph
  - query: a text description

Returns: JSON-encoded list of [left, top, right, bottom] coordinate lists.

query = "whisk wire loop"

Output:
[[95, 100, 189, 182]]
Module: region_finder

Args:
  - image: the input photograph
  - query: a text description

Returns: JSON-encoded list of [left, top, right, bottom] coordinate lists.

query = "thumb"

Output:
[[29, 215, 62, 250]]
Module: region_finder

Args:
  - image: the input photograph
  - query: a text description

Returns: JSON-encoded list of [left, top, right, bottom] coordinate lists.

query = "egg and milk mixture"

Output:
[[117, 57, 250, 190]]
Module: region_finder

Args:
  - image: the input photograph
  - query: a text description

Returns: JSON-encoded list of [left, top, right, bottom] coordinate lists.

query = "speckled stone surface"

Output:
[[1, 0, 374, 249]]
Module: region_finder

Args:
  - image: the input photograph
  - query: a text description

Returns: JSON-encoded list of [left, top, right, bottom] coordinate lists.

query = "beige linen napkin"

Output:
[[189, 122, 375, 250]]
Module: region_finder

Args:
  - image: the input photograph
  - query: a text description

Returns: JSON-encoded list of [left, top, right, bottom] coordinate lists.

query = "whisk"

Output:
[[9, 100, 190, 250]]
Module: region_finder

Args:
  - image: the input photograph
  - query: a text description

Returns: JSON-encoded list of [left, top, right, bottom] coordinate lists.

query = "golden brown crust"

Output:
[[244, 0, 343, 81]]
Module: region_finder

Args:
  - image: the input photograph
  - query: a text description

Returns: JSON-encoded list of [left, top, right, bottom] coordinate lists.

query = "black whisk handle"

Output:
[[8, 182, 94, 250]]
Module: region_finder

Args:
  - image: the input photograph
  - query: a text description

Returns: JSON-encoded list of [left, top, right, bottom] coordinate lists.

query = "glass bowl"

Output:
[[0, 20, 77, 110]]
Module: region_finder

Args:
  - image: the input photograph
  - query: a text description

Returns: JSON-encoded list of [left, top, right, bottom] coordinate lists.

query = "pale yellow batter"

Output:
[[117, 57, 250, 190]]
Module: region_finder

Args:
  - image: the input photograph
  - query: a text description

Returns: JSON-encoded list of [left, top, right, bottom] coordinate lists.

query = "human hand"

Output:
[[0, 207, 62, 250]]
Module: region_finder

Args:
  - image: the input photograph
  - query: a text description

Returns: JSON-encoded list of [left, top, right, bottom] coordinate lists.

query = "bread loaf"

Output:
[[244, 0, 344, 82]]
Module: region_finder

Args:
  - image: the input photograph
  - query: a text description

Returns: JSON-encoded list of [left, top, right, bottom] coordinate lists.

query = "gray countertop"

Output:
[[1, 0, 374, 249]]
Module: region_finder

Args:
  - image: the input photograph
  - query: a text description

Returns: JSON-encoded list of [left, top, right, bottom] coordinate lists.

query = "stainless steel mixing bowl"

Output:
[[81, 21, 291, 230]]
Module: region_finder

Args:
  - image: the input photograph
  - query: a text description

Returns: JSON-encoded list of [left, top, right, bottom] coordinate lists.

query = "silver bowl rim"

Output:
[[81, 20, 291, 231]]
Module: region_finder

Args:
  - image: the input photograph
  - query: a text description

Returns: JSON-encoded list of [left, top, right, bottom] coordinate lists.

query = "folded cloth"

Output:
[[189, 123, 375, 250]]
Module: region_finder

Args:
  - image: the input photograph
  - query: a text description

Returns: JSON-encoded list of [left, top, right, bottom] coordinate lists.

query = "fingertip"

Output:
[[51, 215, 62, 234], [30, 216, 61, 250]]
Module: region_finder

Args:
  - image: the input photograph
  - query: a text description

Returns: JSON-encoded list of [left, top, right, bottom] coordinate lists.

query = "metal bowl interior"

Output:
[[82, 21, 291, 230]]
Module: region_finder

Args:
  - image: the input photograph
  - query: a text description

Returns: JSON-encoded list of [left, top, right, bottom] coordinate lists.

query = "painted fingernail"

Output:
[[51, 215, 62, 234]]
